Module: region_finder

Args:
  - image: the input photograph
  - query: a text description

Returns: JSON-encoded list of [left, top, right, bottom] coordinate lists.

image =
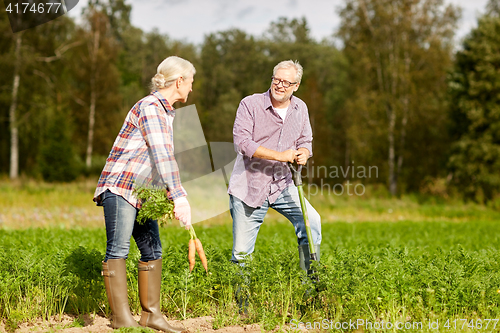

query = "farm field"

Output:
[[1, 179, 500, 332]]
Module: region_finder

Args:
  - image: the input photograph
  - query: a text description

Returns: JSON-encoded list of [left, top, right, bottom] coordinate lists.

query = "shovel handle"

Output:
[[287, 162, 303, 186], [288, 162, 317, 259]]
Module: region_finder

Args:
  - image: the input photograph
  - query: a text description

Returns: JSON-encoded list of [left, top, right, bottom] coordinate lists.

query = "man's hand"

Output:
[[296, 148, 310, 165], [279, 149, 299, 163], [173, 197, 191, 230]]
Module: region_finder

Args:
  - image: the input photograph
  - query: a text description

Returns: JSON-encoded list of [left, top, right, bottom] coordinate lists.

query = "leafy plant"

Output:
[[63, 246, 105, 314], [133, 185, 175, 226], [2, 221, 500, 331]]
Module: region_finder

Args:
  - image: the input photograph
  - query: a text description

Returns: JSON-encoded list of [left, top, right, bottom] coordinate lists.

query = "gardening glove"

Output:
[[173, 197, 191, 230]]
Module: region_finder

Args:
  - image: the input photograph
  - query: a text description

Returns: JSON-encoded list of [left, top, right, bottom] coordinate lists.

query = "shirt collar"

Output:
[[152, 90, 175, 115], [264, 89, 298, 111]]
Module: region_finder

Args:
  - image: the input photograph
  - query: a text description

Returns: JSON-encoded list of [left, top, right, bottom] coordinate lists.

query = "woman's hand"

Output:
[[173, 197, 191, 230]]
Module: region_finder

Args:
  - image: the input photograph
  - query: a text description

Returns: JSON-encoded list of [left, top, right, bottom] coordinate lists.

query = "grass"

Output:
[[1, 222, 500, 331], [0, 177, 101, 229], [2, 178, 500, 229], [1, 179, 500, 332]]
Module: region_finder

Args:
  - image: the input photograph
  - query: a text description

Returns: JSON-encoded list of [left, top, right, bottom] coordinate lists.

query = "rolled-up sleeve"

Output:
[[138, 105, 187, 199], [296, 106, 313, 157], [233, 99, 260, 158]]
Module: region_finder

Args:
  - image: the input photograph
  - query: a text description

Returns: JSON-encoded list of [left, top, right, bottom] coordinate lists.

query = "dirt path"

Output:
[[0, 314, 273, 333]]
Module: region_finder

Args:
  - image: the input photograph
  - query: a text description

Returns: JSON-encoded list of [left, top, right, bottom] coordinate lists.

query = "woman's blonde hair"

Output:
[[150, 56, 196, 90]]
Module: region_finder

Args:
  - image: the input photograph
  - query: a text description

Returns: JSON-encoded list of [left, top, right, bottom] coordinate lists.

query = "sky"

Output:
[[69, 0, 490, 46]]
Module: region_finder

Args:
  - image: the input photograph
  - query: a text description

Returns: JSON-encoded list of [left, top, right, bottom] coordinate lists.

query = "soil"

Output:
[[0, 314, 288, 333]]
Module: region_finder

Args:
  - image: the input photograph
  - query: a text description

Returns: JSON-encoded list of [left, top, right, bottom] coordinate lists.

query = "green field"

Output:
[[1, 179, 500, 332]]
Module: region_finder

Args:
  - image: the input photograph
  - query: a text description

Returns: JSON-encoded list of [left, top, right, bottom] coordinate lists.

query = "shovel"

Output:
[[288, 162, 318, 262]]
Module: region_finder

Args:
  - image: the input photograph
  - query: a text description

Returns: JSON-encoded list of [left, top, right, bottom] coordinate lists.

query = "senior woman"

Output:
[[93, 56, 195, 332]]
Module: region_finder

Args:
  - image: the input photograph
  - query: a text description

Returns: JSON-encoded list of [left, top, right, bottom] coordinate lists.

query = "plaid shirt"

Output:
[[93, 90, 187, 208]]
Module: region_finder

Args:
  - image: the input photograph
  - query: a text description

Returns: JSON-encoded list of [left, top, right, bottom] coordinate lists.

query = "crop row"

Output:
[[1, 221, 500, 331]]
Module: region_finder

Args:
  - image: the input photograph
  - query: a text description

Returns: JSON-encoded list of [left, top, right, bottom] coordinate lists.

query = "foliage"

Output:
[[68, 4, 123, 167], [486, 0, 500, 16], [0, 0, 498, 199], [337, 0, 460, 195], [0, 10, 76, 176], [38, 112, 81, 182], [1, 221, 500, 330], [63, 246, 105, 314], [199, 29, 269, 143], [133, 185, 174, 226], [447, 12, 500, 201], [4, 178, 500, 231]]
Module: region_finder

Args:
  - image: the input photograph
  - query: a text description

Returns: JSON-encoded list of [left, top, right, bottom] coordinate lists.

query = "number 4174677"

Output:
[[5, 2, 62, 14], [444, 319, 498, 330]]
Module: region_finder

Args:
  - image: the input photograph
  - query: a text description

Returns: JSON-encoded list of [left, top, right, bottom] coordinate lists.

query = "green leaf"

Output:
[[133, 184, 174, 227]]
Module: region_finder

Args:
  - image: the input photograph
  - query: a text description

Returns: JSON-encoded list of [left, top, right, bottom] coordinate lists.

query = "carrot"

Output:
[[194, 238, 208, 272], [188, 239, 196, 272], [187, 225, 208, 273]]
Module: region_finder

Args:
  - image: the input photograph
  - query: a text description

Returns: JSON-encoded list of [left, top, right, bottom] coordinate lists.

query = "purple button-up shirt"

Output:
[[228, 90, 313, 208]]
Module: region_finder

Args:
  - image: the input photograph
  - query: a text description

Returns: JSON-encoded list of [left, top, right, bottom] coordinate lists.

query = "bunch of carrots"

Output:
[[188, 225, 208, 273], [133, 184, 208, 273]]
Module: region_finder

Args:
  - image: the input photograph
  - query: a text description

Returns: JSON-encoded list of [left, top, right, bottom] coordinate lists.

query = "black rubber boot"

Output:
[[235, 284, 249, 315], [298, 244, 321, 274], [234, 272, 250, 315], [298, 244, 321, 299]]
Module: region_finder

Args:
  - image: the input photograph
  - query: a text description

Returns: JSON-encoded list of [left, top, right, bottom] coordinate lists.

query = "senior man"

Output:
[[228, 60, 321, 273]]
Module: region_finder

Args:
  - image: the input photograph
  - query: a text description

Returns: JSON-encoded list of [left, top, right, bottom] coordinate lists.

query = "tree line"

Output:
[[1, 0, 499, 201]]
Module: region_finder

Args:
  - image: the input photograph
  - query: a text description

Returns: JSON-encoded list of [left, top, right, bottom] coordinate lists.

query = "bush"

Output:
[[38, 114, 81, 182]]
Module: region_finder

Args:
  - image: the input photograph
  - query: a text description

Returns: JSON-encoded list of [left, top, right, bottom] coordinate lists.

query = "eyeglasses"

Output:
[[271, 76, 297, 88]]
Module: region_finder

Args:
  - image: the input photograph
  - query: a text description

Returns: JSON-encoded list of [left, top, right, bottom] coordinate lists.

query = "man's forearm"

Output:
[[253, 146, 282, 161], [252, 146, 297, 163]]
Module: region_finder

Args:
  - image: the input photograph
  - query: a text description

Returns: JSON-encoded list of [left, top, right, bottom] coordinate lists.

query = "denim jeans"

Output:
[[101, 190, 162, 262], [230, 185, 321, 263]]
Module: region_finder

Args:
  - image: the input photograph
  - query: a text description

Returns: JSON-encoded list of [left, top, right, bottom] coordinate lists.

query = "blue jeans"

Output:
[[230, 185, 321, 263], [101, 190, 162, 262]]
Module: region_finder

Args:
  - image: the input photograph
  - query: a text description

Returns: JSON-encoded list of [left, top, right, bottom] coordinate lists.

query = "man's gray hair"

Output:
[[273, 60, 303, 83]]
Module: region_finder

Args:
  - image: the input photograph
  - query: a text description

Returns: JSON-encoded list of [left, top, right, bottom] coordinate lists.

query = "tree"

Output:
[[199, 29, 269, 142], [338, 0, 460, 194], [0, 11, 12, 174], [447, 11, 500, 201], [196, 18, 349, 183], [38, 113, 79, 182], [68, 1, 122, 169], [8, 31, 21, 179], [0, 8, 77, 178], [486, 0, 500, 16]]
